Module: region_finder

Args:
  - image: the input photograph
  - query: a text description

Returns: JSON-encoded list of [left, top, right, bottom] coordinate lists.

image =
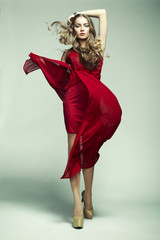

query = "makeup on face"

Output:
[[74, 17, 90, 38]]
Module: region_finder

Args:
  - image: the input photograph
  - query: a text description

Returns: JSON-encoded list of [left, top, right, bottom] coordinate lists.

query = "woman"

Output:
[[23, 9, 122, 229]]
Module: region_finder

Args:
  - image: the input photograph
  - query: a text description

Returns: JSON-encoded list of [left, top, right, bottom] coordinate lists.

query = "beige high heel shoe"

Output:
[[81, 190, 94, 219], [73, 216, 84, 229]]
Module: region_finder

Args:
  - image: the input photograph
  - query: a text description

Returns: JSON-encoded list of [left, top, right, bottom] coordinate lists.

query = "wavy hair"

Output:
[[45, 14, 109, 70]]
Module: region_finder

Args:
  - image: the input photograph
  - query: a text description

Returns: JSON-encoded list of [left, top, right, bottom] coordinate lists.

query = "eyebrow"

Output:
[[75, 22, 89, 25]]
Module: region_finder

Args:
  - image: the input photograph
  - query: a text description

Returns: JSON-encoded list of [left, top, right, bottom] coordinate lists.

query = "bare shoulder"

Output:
[[61, 49, 70, 62]]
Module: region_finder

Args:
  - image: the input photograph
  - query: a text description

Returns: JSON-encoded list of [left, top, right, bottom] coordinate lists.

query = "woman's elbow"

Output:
[[102, 9, 107, 15]]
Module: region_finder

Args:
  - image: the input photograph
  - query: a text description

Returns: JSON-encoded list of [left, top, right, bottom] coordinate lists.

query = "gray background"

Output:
[[0, 0, 160, 239]]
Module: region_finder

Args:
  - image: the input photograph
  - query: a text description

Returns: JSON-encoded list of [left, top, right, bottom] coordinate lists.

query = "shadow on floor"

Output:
[[0, 177, 73, 222]]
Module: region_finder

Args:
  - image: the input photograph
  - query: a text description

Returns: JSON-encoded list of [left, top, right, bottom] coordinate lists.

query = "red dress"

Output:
[[23, 49, 122, 179]]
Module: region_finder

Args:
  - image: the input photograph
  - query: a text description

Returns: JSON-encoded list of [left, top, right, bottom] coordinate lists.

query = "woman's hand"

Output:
[[67, 14, 75, 26]]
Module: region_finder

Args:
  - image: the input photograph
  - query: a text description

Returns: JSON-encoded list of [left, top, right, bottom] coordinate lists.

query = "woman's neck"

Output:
[[79, 39, 87, 48]]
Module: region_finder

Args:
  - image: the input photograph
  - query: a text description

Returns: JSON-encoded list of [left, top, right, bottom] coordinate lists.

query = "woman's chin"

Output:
[[78, 36, 87, 40]]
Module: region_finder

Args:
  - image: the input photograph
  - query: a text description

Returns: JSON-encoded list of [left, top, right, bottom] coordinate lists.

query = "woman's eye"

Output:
[[75, 25, 89, 28]]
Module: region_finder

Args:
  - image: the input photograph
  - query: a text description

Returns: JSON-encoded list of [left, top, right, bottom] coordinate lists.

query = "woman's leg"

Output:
[[82, 166, 94, 210], [68, 133, 83, 217]]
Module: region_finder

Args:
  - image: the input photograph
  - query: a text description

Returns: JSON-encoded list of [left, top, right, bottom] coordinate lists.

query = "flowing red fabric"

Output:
[[23, 50, 122, 179]]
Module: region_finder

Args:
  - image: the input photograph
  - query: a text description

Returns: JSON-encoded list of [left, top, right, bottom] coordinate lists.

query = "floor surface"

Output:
[[0, 178, 160, 240]]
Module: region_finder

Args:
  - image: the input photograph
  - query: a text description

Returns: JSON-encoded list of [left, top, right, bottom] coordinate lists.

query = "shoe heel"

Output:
[[81, 190, 94, 219], [81, 190, 85, 202]]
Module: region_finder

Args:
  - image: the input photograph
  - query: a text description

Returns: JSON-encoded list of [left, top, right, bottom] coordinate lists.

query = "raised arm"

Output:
[[68, 9, 108, 55]]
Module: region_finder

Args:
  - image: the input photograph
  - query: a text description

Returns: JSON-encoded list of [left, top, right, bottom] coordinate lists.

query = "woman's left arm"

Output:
[[68, 9, 108, 54]]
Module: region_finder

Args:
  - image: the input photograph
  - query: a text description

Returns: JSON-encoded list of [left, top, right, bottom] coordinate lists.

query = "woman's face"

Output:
[[73, 17, 90, 40]]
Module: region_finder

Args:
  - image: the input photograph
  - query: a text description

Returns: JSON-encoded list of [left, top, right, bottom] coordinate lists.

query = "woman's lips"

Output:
[[80, 33, 85, 35]]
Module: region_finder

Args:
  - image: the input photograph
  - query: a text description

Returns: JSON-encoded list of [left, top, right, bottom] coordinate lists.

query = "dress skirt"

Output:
[[63, 81, 89, 133]]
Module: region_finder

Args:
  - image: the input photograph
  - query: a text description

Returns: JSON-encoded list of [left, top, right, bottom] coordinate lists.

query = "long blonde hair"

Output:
[[46, 14, 109, 70]]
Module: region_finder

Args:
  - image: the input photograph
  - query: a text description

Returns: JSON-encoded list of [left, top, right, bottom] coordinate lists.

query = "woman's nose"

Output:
[[81, 25, 84, 31]]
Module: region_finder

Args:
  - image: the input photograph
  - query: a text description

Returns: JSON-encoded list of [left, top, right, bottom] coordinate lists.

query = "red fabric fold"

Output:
[[23, 51, 122, 179]]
